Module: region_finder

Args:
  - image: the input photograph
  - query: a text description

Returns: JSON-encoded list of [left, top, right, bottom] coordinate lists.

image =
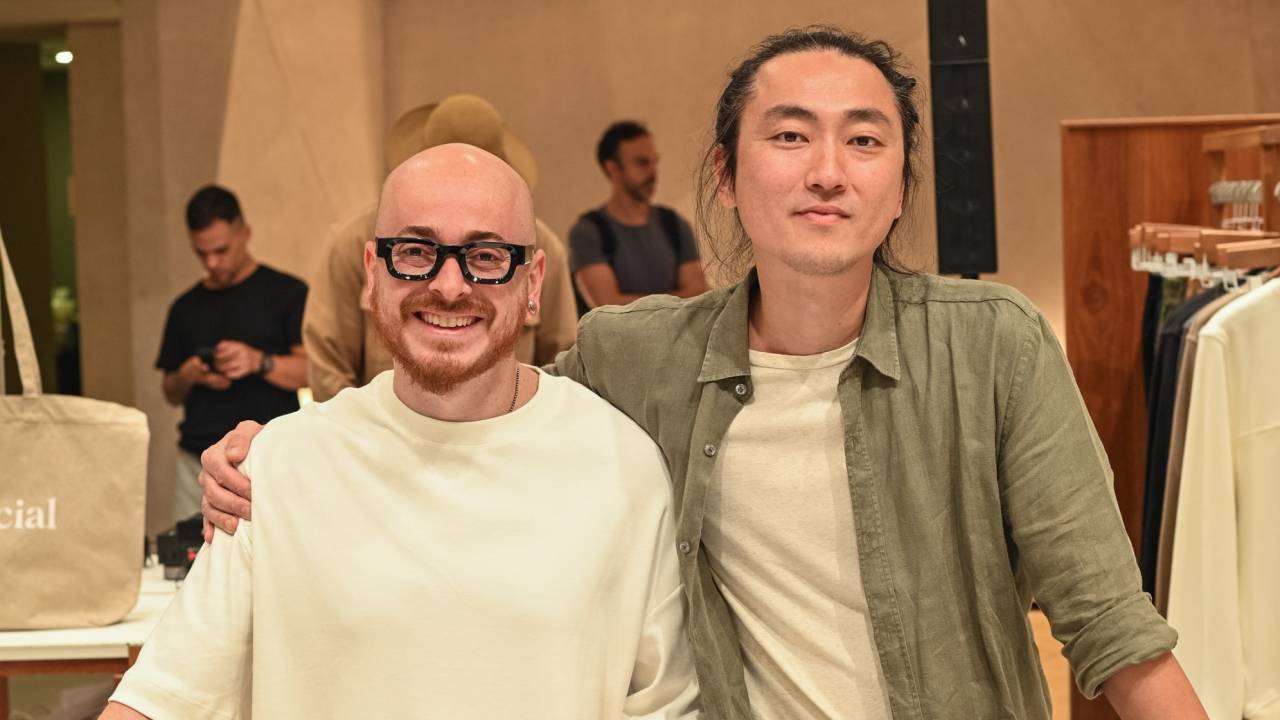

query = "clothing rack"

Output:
[[1060, 113, 1280, 720], [1129, 223, 1280, 288], [1202, 124, 1280, 230]]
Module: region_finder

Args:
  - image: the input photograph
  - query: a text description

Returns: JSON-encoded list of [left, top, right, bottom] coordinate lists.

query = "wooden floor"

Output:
[[1030, 608, 1072, 718]]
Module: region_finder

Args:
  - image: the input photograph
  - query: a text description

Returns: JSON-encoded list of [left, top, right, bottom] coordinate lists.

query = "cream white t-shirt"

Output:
[[702, 339, 891, 720], [111, 371, 698, 719]]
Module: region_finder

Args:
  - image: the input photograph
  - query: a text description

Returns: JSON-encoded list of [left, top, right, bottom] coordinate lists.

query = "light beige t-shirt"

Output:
[[111, 371, 698, 719], [702, 338, 891, 720]]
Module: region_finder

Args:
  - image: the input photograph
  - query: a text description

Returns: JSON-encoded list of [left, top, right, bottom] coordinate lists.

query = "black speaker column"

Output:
[[928, 0, 997, 278]]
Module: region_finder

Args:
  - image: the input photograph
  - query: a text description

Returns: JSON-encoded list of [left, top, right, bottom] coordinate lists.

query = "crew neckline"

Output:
[[373, 367, 554, 446], [601, 205, 653, 229], [748, 336, 859, 371], [200, 264, 263, 293]]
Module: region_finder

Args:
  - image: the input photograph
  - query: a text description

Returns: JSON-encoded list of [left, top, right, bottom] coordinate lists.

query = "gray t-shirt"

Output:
[[568, 206, 699, 296]]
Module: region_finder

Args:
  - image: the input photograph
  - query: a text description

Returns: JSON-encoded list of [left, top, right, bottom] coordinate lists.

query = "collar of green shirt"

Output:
[[696, 265, 902, 383]]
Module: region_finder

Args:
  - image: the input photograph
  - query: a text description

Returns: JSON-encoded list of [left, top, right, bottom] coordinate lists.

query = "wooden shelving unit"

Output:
[[1060, 112, 1280, 720]]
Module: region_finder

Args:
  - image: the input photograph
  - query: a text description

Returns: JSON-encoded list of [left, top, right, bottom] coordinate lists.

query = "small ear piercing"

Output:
[[527, 299, 537, 312]]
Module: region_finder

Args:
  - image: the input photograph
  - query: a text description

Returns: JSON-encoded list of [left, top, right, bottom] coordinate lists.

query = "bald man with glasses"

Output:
[[100, 145, 698, 719]]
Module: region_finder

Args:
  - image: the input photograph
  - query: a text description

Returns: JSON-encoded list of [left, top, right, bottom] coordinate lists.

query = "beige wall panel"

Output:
[[1245, 1, 1280, 110], [988, 0, 1280, 341], [0, 0, 119, 29], [121, 0, 240, 533], [67, 21, 132, 407], [382, 0, 936, 283], [217, 0, 383, 282], [120, 0, 171, 534]]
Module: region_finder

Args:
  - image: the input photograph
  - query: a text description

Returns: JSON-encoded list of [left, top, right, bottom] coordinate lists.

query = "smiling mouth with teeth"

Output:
[[417, 312, 478, 329]]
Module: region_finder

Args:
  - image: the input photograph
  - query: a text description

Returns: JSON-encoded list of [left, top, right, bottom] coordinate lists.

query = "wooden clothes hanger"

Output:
[[1129, 223, 1276, 256], [1207, 237, 1280, 287], [1128, 222, 1280, 284], [1130, 222, 1205, 251], [1211, 239, 1280, 267], [1192, 229, 1280, 262]]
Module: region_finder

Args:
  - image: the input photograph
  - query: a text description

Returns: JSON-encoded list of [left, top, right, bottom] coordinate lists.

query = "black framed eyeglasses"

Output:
[[375, 237, 530, 285]]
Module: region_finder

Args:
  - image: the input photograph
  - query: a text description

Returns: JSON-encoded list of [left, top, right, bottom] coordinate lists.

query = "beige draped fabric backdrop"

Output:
[[216, 0, 383, 276], [51, 0, 1280, 534]]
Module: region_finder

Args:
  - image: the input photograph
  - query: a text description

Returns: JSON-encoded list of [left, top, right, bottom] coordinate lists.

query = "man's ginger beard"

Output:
[[370, 279, 524, 395]]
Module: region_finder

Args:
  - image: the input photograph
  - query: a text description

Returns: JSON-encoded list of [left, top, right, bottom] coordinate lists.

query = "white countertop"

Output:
[[0, 562, 179, 663]]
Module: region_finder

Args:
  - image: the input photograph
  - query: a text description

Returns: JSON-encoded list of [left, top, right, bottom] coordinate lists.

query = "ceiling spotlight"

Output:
[[55, 50, 73, 65]]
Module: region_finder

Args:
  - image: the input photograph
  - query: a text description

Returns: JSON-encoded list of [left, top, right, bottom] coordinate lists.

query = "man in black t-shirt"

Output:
[[156, 185, 308, 519]]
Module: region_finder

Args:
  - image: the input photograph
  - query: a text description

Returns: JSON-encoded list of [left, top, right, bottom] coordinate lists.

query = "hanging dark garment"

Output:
[[1139, 284, 1226, 593], [1141, 274, 1163, 400]]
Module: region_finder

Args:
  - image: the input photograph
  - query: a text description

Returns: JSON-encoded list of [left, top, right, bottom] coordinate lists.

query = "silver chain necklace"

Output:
[[507, 365, 521, 414]]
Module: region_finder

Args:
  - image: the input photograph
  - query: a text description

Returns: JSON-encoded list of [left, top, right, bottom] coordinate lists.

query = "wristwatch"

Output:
[[258, 353, 275, 376]]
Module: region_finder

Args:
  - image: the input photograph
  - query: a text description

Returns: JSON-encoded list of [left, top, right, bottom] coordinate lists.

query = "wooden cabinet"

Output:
[[1061, 113, 1280, 720]]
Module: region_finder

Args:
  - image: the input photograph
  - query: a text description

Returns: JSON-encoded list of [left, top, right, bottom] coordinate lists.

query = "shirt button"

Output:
[[703, 443, 717, 457], [733, 382, 749, 397], [678, 541, 692, 554]]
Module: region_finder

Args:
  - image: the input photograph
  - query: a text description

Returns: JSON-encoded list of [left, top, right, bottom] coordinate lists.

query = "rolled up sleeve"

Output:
[[997, 312, 1177, 698]]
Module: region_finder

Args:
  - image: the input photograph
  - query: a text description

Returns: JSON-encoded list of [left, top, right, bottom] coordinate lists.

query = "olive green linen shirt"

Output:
[[552, 264, 1176, 720]]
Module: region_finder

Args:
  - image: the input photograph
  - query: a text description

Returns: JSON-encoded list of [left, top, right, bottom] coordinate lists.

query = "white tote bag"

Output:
[[0, 225, 149, 629]]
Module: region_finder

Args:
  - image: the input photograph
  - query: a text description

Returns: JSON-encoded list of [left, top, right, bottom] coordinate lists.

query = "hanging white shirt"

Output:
[[1168, 278, 1280, 720]]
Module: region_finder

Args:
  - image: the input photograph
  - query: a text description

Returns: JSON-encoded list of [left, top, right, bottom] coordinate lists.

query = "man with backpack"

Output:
[[569, 121, 707, 314]]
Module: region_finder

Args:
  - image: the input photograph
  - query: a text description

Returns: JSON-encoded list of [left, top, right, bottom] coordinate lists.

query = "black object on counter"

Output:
[[156, 513, 204, 581]]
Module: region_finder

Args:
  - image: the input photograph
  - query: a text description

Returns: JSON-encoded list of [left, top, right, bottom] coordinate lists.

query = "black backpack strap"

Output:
[[574, 210, 619, 317], [582, 210, 618, 265], [654, 205, 683, 260]]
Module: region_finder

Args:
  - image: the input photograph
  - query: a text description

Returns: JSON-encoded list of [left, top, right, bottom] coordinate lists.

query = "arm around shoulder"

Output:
[[200, 420, 263, 540], [549, 303, 621, 388], [548, 295, 604, 384]]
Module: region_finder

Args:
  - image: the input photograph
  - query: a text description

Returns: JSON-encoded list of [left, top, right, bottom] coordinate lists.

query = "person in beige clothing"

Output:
[[304, 94, 577, 401], [101, 144, 696, 720]]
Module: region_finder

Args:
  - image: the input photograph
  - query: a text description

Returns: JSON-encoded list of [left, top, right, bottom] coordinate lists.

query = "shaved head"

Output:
[[376, 143, 535, 245], [365, 142, 545, 398]]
